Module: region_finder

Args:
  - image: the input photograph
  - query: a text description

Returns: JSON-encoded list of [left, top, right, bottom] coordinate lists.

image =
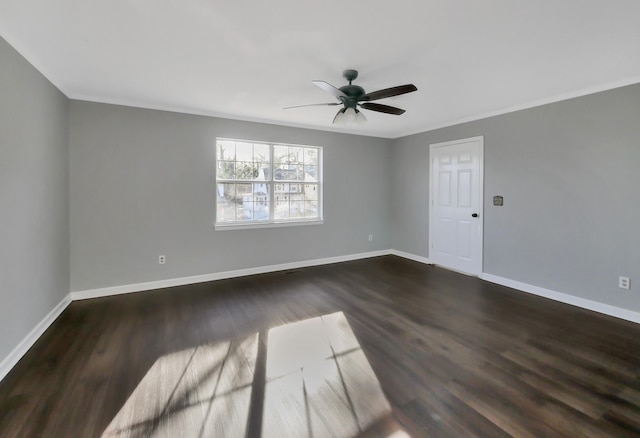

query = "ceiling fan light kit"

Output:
[[334, 107, 367, 125], [287, 69, 417, 125]]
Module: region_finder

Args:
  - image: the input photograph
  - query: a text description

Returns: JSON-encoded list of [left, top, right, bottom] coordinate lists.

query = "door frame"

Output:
[[428, 136, 484, 275]]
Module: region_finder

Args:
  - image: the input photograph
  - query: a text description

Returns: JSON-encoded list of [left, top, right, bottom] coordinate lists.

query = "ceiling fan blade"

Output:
[[313, 80, 347, 99], [284, 103, 341, 109], [360, 84, 417, 102], [360, 102, 406, 115]]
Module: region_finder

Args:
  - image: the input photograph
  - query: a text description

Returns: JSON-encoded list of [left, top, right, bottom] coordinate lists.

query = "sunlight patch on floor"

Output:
[[102, 335, 257, 437], [264, 312, 392, 437], [102, 312, 406, 437]]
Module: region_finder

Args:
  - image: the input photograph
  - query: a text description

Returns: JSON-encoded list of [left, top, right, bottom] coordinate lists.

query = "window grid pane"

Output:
[[216, 140, 321, 225]]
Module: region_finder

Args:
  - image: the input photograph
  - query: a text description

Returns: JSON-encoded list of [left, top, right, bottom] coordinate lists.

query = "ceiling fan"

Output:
[[285, 69, 417, 124]]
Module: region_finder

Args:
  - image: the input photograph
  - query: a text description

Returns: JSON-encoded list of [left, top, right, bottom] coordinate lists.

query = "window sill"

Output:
[[214, 219, 324, 231]]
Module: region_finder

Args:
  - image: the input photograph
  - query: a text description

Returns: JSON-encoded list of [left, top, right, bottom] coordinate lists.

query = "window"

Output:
[[215, 139, 322, 229]]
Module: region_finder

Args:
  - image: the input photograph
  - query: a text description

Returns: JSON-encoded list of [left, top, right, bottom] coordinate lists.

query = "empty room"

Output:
[[1, 1, 640, 437]]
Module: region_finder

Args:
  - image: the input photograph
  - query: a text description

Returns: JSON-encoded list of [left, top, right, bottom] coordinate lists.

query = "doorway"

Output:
[[429, 136, 484, 275]]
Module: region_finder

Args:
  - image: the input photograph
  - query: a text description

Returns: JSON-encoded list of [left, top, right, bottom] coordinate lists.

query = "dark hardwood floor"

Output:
[[1, 255, 639, 437]]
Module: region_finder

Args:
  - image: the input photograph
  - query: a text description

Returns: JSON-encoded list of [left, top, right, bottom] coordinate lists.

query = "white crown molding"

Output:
[[398, 76, 640, 139], [67, 94, 392, 139], [0, 30, 69, 97], [0, 294, 72, 383], [70, 76, 640, 141]]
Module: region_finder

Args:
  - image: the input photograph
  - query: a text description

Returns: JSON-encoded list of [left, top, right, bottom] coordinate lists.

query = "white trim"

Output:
[[389, 250, 432, 265], [391, 250, 640, 324], [2, 24, 634, 144], [0, 294, 72, 382], [215, 140, 323, 228], [215, 219, 324, 231], [429, 136, 485, 149], [480, 273, 640, 324], [429, 136, 484, 276], [391, 250, 477, 276], [0, 26, 71, 98], [69, 94, 389, 138], [71, 250, 392, 300], [3, 252, 640, 383], [397, 76, 640, 138], [69, 78, 640, 140]]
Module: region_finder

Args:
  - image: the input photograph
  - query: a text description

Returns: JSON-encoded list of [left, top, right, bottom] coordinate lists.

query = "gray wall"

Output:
[[69, 101, 391, 291], [3, 26, 640, 368], [0, 37, 69, 360], [391, 84, 640, 312]]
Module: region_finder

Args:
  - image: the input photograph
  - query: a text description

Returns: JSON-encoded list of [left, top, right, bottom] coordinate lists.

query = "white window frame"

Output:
[[214, 138, 324, 230]]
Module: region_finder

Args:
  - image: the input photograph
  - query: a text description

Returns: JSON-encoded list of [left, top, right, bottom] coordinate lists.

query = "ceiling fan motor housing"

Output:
[[338, 85, 365, 108], [338, 69, 365, 108]]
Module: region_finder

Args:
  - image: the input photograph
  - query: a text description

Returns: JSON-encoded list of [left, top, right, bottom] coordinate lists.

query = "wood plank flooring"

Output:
[[1, 255, 639, 437]]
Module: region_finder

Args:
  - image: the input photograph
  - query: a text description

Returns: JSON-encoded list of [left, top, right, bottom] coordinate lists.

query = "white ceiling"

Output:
[[1, 1, 640, 139]]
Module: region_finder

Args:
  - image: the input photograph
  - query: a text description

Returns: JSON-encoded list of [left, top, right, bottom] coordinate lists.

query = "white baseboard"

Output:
[[4, 251, 638, 384], [71, 250, 393, 300], [390, 250, 640, 324], [2, 250, 391, 381], [389, 250, 432, 265], [480, 273, 640, 324], [0, 294, 72, 382]]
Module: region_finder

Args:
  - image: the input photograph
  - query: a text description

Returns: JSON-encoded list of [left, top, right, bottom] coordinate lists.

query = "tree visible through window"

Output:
[[215, 139, 322, 227]]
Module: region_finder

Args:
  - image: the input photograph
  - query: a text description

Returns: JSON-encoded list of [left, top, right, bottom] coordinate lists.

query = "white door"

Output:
[[429, 136, 483, 275]]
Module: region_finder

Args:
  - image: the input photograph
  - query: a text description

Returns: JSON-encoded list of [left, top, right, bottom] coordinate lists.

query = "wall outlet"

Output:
[[619, 276, 630, 290], [368, 234, 373, 242], [159, 255, 166, 265]]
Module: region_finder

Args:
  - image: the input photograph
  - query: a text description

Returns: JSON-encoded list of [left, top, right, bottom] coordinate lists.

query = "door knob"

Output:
[[472, 213, 478, 218]]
